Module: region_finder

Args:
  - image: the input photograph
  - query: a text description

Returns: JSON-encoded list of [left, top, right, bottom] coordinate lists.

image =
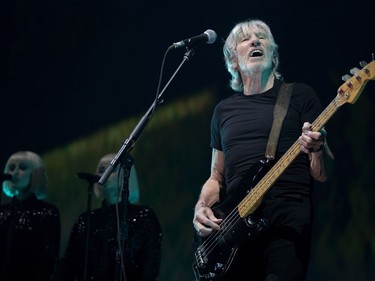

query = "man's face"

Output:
[[235, 29, 274, 76]]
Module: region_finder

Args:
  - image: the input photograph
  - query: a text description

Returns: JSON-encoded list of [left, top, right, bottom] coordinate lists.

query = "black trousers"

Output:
[[222, 195, 312, 281]]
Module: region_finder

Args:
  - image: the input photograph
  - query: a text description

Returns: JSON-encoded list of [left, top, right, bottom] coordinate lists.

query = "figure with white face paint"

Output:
[[60, 153, 162, 281], [192, 19, 334, 281], [0, 151, 61, 281]]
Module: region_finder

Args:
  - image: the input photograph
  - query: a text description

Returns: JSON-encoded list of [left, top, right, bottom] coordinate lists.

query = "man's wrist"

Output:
[[196, 201, 207, 209]]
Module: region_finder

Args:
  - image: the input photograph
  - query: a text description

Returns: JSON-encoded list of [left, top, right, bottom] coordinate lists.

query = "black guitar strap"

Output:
[[265, 82, 293, 160]]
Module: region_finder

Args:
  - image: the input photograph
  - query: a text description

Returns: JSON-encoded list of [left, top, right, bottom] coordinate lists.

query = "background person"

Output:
[[60, 153, 162, 281], [0, 150, 61, 281]]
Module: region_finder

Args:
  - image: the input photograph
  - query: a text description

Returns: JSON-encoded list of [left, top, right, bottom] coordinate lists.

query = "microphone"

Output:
[[76, 172, 100, 184], [0, 173, 12, 182], [169, 29, 217, 50]]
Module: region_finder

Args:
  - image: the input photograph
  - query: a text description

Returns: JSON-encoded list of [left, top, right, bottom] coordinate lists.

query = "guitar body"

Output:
[[192, 159, 271, 281]]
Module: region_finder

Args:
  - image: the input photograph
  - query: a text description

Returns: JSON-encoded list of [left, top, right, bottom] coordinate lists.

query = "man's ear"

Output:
[[232, 58, 238, 70]]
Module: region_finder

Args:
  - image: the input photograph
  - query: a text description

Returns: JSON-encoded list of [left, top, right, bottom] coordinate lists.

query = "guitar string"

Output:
[[195, 101, 338, 265]]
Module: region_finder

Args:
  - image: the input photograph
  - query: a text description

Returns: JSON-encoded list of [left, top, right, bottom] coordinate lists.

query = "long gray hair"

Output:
[[223, 19, 281, 92]]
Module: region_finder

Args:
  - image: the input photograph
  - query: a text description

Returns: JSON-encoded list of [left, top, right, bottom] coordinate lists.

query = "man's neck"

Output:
[[242, 71, 275, 96]]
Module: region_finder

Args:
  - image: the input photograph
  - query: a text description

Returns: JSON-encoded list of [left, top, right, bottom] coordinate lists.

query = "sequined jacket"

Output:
[[0, 193, 61, 281], [61, 201, 162, 281]]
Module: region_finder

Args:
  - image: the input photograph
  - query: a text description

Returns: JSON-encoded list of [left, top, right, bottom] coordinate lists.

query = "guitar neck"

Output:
[[237, 98, 340, 218]]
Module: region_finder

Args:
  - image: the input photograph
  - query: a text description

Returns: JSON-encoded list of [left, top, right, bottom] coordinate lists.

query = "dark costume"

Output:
[[0, 193, 61, 281], [211, 79, 322, 280], [61, 201, 162, 281]]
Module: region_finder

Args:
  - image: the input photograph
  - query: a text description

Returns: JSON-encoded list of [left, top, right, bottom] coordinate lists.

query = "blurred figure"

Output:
[[0, 151, 61, 281], [61, 153, 162, 281]]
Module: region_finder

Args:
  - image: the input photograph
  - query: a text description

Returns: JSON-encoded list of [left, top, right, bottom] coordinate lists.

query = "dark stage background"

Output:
[[2, 1, 375, 280]]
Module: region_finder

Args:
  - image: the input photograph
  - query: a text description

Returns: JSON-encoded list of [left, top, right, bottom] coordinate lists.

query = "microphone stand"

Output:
[[98, 48, 194, 185], [76, 173, 96, 281], [115, 153, 133, 281], [98, 48, 195, 281]]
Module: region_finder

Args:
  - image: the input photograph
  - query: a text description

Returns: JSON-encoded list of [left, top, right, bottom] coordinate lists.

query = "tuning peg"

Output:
[[359, 61, 367, 67], [350, 67, 360, 74], [342, 74, 351, 81]]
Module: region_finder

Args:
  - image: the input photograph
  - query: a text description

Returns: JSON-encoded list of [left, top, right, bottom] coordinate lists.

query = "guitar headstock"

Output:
[[335, 59, 375, 107]]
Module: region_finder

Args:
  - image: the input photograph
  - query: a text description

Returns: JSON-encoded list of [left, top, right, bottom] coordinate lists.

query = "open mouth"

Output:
[[250, 49, 263, 57]]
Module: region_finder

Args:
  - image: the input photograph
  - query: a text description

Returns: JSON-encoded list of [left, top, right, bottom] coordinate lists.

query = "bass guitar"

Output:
[[192, 60, 375, 281]]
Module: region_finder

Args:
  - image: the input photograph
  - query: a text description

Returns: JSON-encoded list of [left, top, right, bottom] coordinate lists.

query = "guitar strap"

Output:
[[265, 82, 293, 160]]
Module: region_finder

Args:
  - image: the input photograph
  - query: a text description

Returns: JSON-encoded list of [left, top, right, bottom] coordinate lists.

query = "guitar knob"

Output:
[[204, 272, 216, 279], [214, 263, 224, 272], [341, 74, 351, 82], [350, 67, 360, 74], [359, 60, 368, 67]]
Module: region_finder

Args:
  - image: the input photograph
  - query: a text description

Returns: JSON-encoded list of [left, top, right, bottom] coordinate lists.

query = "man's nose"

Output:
[[251, 39, 261, 47]]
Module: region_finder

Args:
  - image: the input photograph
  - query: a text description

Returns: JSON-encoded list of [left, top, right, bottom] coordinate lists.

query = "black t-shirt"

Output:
[[211, 79, 322, 199]]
